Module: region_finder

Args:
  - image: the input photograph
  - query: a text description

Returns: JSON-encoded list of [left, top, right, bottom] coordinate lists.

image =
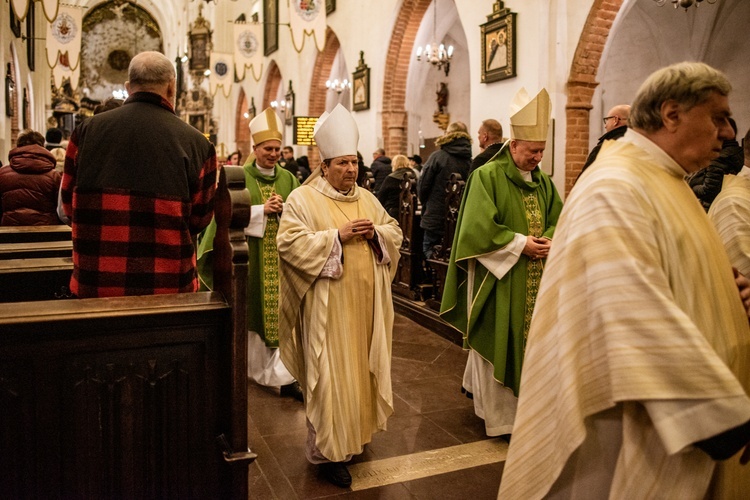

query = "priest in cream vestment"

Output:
[[277, 104, 402, 488], [708, 139, 750, 278], [500, 63, 750, 499]]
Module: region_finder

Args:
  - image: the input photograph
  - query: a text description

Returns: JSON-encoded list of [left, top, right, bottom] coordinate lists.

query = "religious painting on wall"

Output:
[[284, 81, 295, 125], [264, 0, 279, 56], [326, 0, 336, 15], [27, 2, 36, 70], [352, 51, 370, 112], [480, 2, 516, 84]]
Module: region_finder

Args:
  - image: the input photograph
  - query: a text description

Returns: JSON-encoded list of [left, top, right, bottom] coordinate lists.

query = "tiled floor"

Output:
[[246, 314, 505, 499]]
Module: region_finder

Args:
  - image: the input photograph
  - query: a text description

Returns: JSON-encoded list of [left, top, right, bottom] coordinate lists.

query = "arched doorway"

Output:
[[307, 27, 342, 165], [235, 88, 250, 161]]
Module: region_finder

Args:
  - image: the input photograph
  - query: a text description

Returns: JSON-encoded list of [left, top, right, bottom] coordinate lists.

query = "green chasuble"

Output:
[[440, 145, 562, 395], [197, 161, 299, 347]]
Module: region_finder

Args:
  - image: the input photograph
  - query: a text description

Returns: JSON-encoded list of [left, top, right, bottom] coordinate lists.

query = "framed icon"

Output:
[[326, 0, 336, 15], [352, 51, 370, 112], [284, 81, 295, 125], [480, 2, 517, 84]]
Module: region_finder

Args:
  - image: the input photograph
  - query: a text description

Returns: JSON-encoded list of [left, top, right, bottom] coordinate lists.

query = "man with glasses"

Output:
[[579, 104, 631, 175]]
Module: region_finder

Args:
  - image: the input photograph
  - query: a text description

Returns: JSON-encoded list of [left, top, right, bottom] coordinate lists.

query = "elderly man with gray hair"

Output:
[[500, 62, 750, 499], [61, 51, 217, 297]]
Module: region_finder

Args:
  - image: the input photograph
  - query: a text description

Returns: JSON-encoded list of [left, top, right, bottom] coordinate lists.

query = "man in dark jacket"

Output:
[[370, 148, 392, 193], [469, 119, 504, 175], [61, 51, 217, 298], [0, 130, 61, 225], [418, 122, 472, 258], [580, 104, 630, 175]]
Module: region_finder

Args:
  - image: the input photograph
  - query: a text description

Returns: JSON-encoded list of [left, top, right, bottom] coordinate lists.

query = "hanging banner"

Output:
[[11, 0, 30, 21], [209, 52, 233, 99], [233, 22, 263, 82], [52, 63, 80, 91], [40, 0, 60, 23], [288, 0, 326, 53], [46, 5, 82, 71]]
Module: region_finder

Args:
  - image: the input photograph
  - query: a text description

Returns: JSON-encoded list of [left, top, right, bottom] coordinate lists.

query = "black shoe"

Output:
[[280, 381, 304, 402], [320, 462, 351, 488], [461, 386, 474, 399]]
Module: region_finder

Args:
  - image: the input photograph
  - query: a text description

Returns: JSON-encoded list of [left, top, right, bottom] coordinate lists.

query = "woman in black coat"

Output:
[[377, 154, 416, 219]]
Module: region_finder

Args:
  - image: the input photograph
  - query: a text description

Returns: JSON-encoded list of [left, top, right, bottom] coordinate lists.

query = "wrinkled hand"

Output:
[[522, 235, 551, 260], [263, 194, 284, 215], [339, 218, 375, 243], [734, 268, 750, 320]]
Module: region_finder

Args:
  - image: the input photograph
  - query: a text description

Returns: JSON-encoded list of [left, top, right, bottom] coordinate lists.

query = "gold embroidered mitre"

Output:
[[510, 88, 551, 142], [250, 107, 284, 146]]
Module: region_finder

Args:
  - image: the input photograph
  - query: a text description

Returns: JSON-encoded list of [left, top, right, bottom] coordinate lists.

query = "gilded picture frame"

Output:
[[480, 6, 516, 84], [352, 51, 370, 112]]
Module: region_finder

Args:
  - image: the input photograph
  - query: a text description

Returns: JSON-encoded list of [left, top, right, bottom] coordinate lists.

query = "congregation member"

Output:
[[409, 154, 423, 177], [226, 150, 243, 166], [44, 127, 64, 151], [280, 146, 299, 177], [369, 147, 392, 193], [708, 127, 750, 277], [418, 121, 472, 258], [198, 108, 303, 401], [687, 117, 744, 211], [62, 51, 217, 298], [376, 154, 417, 219], [440, 88, 562, 439], [500, 62, 750, 499], [469, 118, 504, 175], [580, 103, 630, 173], [0, 129, 61, 225], [277, 104, 402, 488]]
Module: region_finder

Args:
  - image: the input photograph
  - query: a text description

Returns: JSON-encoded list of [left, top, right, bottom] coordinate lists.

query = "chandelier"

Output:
[[326, 78, 351, 94], [415, 0, 454, 76], [653, 0, 717, 10]]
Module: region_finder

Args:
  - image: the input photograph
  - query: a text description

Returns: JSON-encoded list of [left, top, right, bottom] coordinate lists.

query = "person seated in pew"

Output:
[[376, 154, 417, 219], [61, 51, 218, 297], [0, 129, 62, 226]]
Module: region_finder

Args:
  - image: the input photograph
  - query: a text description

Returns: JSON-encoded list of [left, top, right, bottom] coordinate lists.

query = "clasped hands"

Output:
[[339, 218, 375, 242], [263, 194, 284, 215], [522, 235, 551, 260]]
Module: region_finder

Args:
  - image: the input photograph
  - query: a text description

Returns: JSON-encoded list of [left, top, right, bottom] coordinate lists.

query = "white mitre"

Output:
[[509, 88, 551, 142], [314, 104, 360, 160], [249, 107, 284, 145]]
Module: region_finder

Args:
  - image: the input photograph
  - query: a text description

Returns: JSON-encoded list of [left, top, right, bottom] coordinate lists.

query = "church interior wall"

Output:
[[2, 0, 747, 193]]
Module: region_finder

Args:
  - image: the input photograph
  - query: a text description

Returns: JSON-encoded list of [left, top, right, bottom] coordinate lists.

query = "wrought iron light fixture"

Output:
[[415, 0, 454, 76], [653, 0, 717, 10]]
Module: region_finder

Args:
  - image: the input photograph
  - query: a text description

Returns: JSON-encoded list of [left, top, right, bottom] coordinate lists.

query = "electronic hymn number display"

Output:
[[293, 116, 318, 146]]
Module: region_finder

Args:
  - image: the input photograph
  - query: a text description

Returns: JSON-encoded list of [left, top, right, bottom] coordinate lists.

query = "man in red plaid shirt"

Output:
[[61, 51, 217, 298]]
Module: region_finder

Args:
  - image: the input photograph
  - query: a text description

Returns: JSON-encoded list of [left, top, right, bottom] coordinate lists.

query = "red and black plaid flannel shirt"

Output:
[[61, 92, 217, 297]]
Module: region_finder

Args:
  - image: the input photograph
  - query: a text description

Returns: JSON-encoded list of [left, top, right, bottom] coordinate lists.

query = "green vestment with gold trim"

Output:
[[440, 145, 562, 395], [197, 161, 299, 347]]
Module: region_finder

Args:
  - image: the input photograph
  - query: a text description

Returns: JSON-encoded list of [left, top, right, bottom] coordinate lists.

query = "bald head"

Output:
[[604, 104, 630, 132], [125, 51, 176, 103]]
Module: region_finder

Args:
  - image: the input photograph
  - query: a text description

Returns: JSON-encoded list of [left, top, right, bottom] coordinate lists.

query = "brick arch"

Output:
[[262, 61, 283, 110], [381, 0, 432, 156], [234, 88, 250, 160], [565, 0, 625, 194], [306, 27, 341, 166]]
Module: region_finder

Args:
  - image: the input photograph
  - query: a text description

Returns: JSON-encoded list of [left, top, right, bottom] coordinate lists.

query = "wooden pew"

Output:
[[392, 173, 429, 300], [0, 166, 254, 499], [0, 225, 71, 243], [425, 172, 465, 311], [362, 171, 375, 192], [0, 256, 73, 301]]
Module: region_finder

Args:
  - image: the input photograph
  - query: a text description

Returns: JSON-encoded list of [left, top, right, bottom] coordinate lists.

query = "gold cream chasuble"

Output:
[[709, 167, 750, 278], [277, 176, 402, 462], [499, 131, 750, 500]]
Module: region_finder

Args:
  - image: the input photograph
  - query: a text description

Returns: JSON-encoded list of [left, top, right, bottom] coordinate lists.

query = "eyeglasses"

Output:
[[602, 116, 619, 125]]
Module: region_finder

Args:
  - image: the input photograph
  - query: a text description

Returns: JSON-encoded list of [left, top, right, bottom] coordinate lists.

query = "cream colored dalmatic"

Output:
[[499, 131, 750, 500], [277, 176, 402, 463], [709, 166, 750, 278]]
